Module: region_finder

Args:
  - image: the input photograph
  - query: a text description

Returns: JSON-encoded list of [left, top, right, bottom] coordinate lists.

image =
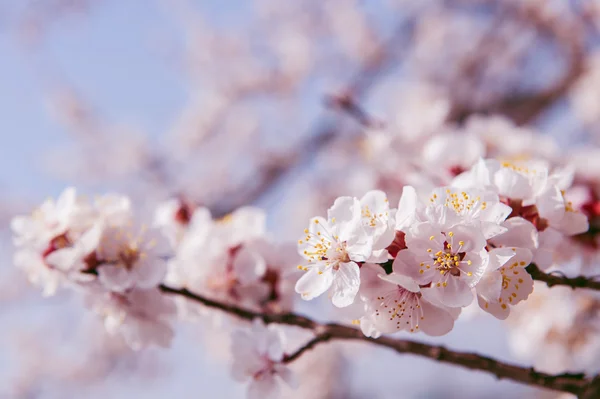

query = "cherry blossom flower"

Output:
[[453, 158, 589, 237], [476, 247, 534, 319], [394, 223, 488, 307], [359, 190, 395, 262], [421, 132, 484, 178], [87, 287, 176, 350], [11, 188, 95, 294], [296, 196, 373, 307], [231, 319, 297, 399], [359, 263, 458, 336], [93, 224, 168, 293]]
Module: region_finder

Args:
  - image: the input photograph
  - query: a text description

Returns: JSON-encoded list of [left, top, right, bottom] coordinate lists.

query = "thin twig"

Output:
[[158, 283, 593, 396], [527, 263, 600, 291], [282, 332, 332, 364]]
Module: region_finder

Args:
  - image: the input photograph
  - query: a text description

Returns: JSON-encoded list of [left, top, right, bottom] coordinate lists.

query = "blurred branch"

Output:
[[449, 1, 585, 125], [159, 283, 592, 396], [324, 92, 384, 129], [527, 263, 600, 291], [207, 19, 415, 218]]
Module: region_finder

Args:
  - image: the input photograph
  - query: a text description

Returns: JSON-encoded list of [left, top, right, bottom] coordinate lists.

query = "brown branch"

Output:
[[158, 283, 593, 396], [527, 263, 600, 291], [282, 332, 332, 364]]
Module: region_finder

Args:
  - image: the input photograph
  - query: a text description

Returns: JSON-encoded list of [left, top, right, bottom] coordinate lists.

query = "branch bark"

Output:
[[158, 283, 593, 396]]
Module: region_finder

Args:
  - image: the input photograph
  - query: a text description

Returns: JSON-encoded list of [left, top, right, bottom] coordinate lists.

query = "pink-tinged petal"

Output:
[[233, 246, 267, 284], [345, 233, 373, 262], [490, 217, 538, 249], [536, 184, 566, 223], [295, 267, 334, 301], [449, 224, 486, 253], [480, 222, 508, 240], [422, 277, 474, 307], [396, 186, 418, 231], [360, 190, 389, 214], [274, 364, 298, 388], [452, 158, 494, 189], [331, 262, 361, 307], [360, 317, 382, 338], [134, 257, 167, 289], [493, 168, 531, 199], [488, 247, 517, 271], [480, 202, 512, 225], [557, 211, 589, 236], [478, 295, 510, 320], [98, 264, 135, 292], [232, 332, 262, 371], [459, 250, 488, 287], [419, 300, 455, 336], [405, 222, 444, 251], [79, 223, 104, 253], [231, 361, 250, 382], [266, 329, 285, 362], [476, 270, 502, 303], [45, 247, 80, 271], [392, 250, 435, 285], [533, 249, 554, 270], [378, 273, 420, 293], [248, 375, 280, 399], [367, 248, 390, 263], [373, 223, 396, 251]]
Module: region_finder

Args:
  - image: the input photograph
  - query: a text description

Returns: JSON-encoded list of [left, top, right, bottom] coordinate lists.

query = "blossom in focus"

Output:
[[358, 190, 395, 262], [359, 263, 458, 336], [231, 319, 297, 399], [296, 196, 373, 307], [476, 247, 534, 319]]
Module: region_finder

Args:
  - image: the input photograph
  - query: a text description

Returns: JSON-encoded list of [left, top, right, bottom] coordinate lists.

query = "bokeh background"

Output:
[[1, 1, 599, 398]]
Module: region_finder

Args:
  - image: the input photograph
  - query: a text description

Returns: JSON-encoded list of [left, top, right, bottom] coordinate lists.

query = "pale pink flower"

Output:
[[231, 319, 297, 399], [476, 247, 534, 319]]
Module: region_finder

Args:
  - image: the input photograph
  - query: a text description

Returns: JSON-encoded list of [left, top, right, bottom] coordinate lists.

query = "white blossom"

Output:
[[231, 319, 297, 399], [296, 196, 373, 307]]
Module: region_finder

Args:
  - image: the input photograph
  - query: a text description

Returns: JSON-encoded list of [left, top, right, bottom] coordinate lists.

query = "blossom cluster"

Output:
[[9, 151, 594, 398], [296, 158, 589, 337]]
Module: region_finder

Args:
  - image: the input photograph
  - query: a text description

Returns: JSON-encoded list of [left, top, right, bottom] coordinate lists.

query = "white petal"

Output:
[[327, 196, 361, 240], [488, 247, 517, 271], [248, 376, 279, 399], [274, 364, 298, 388], [419, 300, 456, 336], [377, 272, 420, 293], [476, 270, 502, 303], [395, 186, 418, 231], [331, 262, 361, 307], [536, 184, 566, 223], [98, 265, 135, 292], [134, 257, 167, 289], [295, 267, 334, 301], [422, 277, 474, 307], [360, 190, 389, 214], [490, 217, 538, 249], [557, 211, 589, 236], [233, 246, 267, 284], [392, 249, 434, 285]]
